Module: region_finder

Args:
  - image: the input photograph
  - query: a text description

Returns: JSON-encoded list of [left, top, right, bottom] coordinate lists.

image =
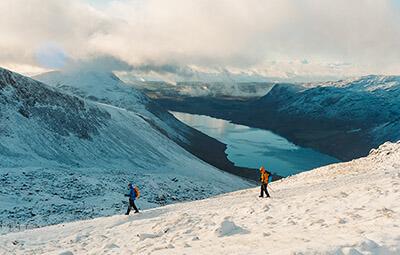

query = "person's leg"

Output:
[[265, 184, 270, 197], [259, 184, 264, 197], [132, 200, 139, 213], [126, 198, 134, 215], [126, 202, 131, 215]]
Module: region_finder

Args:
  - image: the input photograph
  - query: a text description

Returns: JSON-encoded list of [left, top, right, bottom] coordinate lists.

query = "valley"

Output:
[[141, 76, 400, 162], [171, 111, 339, 177]]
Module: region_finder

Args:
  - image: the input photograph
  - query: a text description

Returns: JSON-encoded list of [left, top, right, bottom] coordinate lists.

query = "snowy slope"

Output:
[[0, 67, 251, 229], [305, 75, 400, 92], [35, 70, 186, 143], [2, 142, 399, 254], [265, 78, 400, 125], [250, 76, 400, 160], [321, 75, 400, 146], [297, 75, 400, 125], [35, 70, 256, 180]]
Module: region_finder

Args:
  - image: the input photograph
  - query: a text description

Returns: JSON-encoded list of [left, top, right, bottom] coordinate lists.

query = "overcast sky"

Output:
[[0, 0, 399, 80]]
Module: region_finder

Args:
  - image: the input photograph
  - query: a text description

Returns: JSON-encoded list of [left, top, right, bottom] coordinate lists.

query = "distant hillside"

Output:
[[150, 75, 400, 161]]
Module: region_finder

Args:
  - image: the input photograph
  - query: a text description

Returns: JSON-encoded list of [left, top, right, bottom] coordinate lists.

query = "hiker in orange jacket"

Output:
[[259, 166, 271, 198]]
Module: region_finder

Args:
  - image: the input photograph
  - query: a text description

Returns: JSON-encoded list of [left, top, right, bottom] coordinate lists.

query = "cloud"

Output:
[[35, 42, 69, 69], [64, 55, 133, 73], [1, 0, 400, 78]]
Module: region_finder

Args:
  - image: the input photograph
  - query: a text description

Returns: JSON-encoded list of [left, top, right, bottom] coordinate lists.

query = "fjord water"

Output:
[[172, 111, 339, 177]]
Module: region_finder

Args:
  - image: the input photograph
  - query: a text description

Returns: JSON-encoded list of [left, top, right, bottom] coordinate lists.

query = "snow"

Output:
[[2, 141, 399, 254], [0, 67, 251, 230], [303, 75, 400, 92], [35, 70, 199, 148], [261, 76, 400, 150], [35, 70, 148, 113]]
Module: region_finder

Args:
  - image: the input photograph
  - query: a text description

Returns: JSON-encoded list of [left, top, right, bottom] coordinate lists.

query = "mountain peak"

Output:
[[35, 68, 148, 110]]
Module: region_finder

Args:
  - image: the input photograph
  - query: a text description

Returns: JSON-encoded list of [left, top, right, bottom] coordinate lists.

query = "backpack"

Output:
[[268, 174, 273, 183], [134, 186, 140, 198], [265, 171, 272, 183]]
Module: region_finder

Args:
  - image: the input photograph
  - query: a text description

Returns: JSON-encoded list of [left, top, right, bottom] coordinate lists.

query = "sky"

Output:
[[0, 0, 400, 81]]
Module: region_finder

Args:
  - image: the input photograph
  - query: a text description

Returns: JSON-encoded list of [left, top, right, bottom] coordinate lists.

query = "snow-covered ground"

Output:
[[2, 141, 399, 254]]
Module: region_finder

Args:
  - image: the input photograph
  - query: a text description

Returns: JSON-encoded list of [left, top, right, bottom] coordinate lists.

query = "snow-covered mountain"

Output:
[[247, 75, 400, 160], [303, 75, 400, 144], [305, 74, 400, 92], [2, 141, 399, 254], [35, 70, 182, 142], [35, 70, 258, 180], [263, 75, 400, 124], [0, 67, 251, 230]]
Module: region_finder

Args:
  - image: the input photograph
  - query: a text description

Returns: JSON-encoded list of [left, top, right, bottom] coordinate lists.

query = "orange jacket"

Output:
[[260, 171, 270, 184]]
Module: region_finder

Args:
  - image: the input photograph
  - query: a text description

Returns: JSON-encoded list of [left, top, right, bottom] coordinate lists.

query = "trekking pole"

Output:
[[268, 184, 275, 192]]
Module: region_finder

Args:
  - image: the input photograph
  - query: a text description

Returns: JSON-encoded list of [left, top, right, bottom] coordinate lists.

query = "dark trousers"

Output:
[[260, 183, 270, 197], [126, 198, 139, 215]]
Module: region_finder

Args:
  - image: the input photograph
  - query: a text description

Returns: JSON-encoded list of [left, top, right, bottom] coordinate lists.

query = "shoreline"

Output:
[[152, 96, 372, 161]]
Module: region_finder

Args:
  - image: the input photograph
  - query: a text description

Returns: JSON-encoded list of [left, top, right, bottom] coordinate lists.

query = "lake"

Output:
[[171, 111, 339, 177]]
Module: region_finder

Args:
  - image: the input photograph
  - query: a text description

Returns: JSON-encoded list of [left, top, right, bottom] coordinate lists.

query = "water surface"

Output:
[[172, 111, 339, 176]]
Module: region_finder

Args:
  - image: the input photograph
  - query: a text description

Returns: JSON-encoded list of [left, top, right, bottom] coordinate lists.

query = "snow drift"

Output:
[[2, 141, 399, 254]]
